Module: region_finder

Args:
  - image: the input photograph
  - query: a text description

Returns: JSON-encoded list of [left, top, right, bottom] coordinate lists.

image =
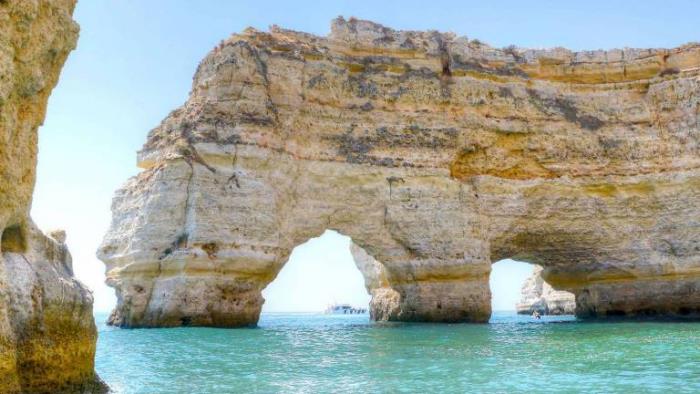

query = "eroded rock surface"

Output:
[[99, 17, 700, 327], [516, 266, 575, 315], [1, 1, 105, 392]]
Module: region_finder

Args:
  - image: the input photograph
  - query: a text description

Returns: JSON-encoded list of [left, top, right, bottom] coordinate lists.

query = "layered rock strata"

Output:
[[516, 266, 575, 315], [99, 17, 700, 327], [1, 1, 105, 392]]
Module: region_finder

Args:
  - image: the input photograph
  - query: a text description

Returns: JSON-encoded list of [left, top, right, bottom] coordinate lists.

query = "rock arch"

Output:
[[99, 151, 487, 327], [99, 17, 700, 327]]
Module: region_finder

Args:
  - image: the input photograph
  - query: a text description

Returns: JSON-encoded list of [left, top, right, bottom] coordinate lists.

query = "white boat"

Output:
[[324, 303, 367, 315]]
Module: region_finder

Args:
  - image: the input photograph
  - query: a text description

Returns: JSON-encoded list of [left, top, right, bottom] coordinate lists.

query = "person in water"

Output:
[[532, 310, 541, 319]]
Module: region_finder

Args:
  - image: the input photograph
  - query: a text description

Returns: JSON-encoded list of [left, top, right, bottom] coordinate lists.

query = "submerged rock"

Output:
[[0, 1, 106, 392], [516, 266, 576, 315], [99, 17, 700, 327]]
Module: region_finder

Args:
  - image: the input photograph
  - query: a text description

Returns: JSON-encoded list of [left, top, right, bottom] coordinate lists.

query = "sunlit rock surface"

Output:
[[0, 1, 105, 392], [99, 17, 700, 327], [516, 266, 575, 315], [349, 241, 400, 320]]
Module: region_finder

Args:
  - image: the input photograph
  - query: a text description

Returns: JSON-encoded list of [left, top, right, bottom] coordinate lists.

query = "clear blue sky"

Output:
[[32, 1, 700, 313]]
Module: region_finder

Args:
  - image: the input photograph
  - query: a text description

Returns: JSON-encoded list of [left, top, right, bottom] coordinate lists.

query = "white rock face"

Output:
[[349, 242, 400, 320], [99, 17, 700, 327], [516, 266, 576, 315]]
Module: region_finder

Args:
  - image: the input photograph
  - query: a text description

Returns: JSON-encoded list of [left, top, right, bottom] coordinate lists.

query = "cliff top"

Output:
[[217, 16, 700, 79]]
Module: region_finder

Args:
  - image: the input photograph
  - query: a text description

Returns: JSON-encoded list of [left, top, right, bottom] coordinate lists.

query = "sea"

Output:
[[94, 311, 700, 393]]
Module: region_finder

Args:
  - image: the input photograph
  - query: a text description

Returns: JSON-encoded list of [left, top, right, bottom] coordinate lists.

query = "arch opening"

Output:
[[261, 230, 371, 315], [490, 259, 576, 317]]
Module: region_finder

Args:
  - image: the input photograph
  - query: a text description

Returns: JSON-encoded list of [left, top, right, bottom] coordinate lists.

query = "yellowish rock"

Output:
[[99, 17, 700, 327], [0, 1, 105, 392]]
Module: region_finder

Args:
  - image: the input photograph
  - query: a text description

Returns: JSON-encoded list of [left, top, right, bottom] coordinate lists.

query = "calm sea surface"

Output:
[[95, 312, 700, 393]]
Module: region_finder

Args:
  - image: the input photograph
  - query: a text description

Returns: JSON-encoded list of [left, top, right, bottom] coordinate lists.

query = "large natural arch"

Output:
[[99, 149, 489, 327], [98, 17, 700, 327]]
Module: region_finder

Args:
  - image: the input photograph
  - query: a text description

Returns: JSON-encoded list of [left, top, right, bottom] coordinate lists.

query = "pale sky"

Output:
[[31, 1, 700, 313]]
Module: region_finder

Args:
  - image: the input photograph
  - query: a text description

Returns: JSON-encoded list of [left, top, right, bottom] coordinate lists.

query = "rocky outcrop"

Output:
[[516, 266, 575, 315], [349, 242, 400, 320], [1, 1, 105, 392], [99, 17, 700, 327]]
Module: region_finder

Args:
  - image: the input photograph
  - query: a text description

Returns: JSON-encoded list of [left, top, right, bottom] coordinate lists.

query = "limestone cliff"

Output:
[[516, 266, 575, 315], [1, 1, 105, 392], [99, 17, 700, 327]]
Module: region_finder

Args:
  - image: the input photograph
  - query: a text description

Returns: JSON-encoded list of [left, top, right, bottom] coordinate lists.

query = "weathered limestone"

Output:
[[1, 1, 105, 392], [516, 266, 575, 315], [99, 17, 700, 327], [349, 242, 400, 320]]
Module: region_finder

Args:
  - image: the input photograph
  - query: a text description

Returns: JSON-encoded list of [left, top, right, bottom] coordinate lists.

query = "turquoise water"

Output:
[[95, 312, 700, 393]]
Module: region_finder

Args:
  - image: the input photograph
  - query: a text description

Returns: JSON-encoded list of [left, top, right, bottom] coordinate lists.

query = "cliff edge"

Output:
[[1, 1, 105, 392]]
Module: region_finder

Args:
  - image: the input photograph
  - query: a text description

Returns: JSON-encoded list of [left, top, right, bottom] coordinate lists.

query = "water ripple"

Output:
[[95, 312, 700, 393]]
